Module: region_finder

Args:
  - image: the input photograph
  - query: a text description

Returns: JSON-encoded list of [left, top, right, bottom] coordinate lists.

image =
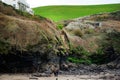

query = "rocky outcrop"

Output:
[[0, 2, 65, 73]]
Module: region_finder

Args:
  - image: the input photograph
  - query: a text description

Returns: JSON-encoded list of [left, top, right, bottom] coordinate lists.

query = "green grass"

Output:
[[68, 57, 92, 64], [33, 4, 120, 22]]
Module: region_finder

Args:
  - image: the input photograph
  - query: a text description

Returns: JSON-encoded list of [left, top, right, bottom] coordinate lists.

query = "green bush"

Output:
[[70, 46, 90, 56], [68, 45, 113, 64], [68, 46, 92, 64], [68, 57, 92, 64], [57, 23, 64, 30], [101, 31, 120, 54]]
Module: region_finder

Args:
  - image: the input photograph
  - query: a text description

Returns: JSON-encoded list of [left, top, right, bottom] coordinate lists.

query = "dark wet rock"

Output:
[[60, 63, 69, 71], [107, 56, 120, 69], [32, 73, 51, 77]]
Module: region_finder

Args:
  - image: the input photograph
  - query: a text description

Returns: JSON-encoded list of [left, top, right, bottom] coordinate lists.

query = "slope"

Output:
[[33, 4, 120, 21], [0, 1, 64, 73]]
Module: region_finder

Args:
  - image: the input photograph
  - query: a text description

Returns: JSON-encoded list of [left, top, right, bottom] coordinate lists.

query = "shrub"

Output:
[[68, 57, 92, 64], [73, 29, 83, 37], [101, 31, 120, 54], [110, 11, 120, 20], [84, 29, 94, 34], [68, 46, 92, 64], [89, 31, 120, 64], [57, 23, 64, 30]]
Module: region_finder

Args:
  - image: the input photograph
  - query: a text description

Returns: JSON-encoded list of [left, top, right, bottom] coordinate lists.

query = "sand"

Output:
[[0, 74, 119, 80]]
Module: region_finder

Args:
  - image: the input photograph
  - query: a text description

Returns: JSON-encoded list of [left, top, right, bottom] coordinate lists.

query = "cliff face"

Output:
[[0, 2, 62, 53], [0, 2, 63, 73]]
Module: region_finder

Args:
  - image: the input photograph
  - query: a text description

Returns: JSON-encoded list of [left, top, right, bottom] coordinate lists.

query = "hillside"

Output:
[[0, 1, 61, 52], [0, 2, 65, 73], [33, 4, 120, 21], [0, 1, 120, 78], [62, 10, 120, 65]]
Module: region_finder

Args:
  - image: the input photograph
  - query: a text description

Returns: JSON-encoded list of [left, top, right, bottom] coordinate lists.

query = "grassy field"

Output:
[[33, 4, 120, 21]]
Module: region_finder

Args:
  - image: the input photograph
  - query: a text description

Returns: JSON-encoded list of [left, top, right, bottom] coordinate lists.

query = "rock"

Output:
[[68, 62, 76, 68], [66, 21, 95, 30], [32, 73, 50, 77], [60, 63, 69, 71], [107, 56, 120, 69]]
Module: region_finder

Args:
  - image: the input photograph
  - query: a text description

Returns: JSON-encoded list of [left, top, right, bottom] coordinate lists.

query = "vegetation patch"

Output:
[[68, 57, 92, 64], [0, 40, 11, 54], [68, 30, 120, 65], [57, 23, 64, 30], [33, 4, 120, 21]]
